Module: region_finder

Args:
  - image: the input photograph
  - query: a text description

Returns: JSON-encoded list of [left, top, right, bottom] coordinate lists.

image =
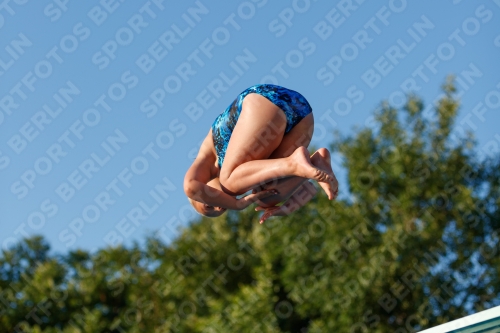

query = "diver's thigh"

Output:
[[268, 113, 314, 159], [221, 94, 287, 173]]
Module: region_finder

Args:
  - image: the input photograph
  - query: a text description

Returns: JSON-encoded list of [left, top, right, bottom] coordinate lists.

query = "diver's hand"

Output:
[[255, 181, 318, 223], [255, 205, 285, 224], [235, 189, 279, 210]]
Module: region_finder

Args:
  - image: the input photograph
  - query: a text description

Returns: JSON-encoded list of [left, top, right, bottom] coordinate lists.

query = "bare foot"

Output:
[[289, 147, 335, 184], [311, 148, 338, 200]]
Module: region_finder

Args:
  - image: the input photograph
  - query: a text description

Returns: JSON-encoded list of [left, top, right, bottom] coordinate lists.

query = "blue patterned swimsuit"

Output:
[[211, 84, 312, 168]]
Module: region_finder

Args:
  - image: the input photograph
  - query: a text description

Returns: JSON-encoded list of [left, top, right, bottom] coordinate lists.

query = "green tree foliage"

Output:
[[1, 79, 499, 332]]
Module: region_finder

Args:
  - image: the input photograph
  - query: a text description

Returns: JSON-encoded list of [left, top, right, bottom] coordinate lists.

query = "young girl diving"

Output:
[[183, 84, 338, 220]]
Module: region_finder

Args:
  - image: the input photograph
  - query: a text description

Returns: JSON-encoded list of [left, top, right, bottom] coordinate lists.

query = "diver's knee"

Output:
[[218, 170, 231, 187], [219, 178, 239, 196]]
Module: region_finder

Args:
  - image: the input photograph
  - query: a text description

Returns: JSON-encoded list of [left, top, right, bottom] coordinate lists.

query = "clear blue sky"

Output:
[[1, 0, 499, 253]]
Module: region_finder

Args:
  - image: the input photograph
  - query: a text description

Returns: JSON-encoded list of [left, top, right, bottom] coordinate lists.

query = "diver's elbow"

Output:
[[183, 177, 195, 198], [184, 178, 202, 200]]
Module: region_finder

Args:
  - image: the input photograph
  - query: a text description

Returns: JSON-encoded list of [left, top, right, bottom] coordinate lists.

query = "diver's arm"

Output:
[[184, 179, 277, 210], [183, 130, 278, 210], [184, 158, 278, 210]]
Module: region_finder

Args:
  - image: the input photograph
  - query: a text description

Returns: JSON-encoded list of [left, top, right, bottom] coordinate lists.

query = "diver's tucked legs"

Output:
[[255, 148, 338, 207], [249, 113, 337, 206], [219, 95, 333, 195]]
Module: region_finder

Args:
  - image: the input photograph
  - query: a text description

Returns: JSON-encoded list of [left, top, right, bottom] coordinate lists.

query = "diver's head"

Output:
[[188, 197, 227, 217]]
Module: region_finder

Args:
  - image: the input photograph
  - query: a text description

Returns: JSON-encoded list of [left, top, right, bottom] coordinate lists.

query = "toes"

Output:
[[320, 170, 330, 181], [313, 168, 335, 183]]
